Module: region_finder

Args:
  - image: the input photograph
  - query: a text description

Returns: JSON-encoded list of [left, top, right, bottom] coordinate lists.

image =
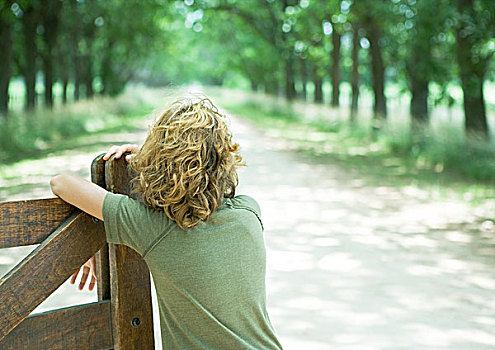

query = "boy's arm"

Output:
[[50, 174, 108, 221], [50, 144, 139, 219], [50, 144, 138, 292]]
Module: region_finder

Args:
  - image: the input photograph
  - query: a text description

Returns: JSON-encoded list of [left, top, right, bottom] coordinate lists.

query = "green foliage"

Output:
[[2, 0, 494, 172]]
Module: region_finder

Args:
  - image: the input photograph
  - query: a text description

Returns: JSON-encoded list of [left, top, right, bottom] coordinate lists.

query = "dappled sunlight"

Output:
[[317, 253, 363, 273], [404, 323, 495, 348], [268, 250, 314, 271], [443, 230, 472, 243], [405, 264, 441, 277], [396, 234, 438, 248], [464, 275, 495, 290], [350, 234, 394, 249], [313, 237, 340, 247]]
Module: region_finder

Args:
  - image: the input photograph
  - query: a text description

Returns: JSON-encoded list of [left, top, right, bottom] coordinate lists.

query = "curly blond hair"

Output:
[[129, 95, 244, 229]]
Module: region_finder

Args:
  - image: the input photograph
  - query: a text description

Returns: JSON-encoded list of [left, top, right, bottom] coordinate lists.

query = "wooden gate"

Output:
[[0, 154, 154, 349]]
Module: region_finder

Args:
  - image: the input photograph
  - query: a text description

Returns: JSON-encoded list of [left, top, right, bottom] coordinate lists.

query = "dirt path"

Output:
[[232, 119, 495, 350], [1, 115, 494, 349]]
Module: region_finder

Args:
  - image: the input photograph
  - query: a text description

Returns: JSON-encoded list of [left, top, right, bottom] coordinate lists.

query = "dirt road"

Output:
[[1, 115, 494, 349]]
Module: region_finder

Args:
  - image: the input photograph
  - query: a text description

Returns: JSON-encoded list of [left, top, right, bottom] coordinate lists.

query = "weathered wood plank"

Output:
[[91, 153, 106, 188], [109, 244, 155, 350], [105, 152, 138, 200], [106, 155, 155, 350], [0, 198, 75, 248], [0, 212, 107, 341], [0, 301, 113, 350], [95, 244, 111, 301], [92, 153, 111, 301]]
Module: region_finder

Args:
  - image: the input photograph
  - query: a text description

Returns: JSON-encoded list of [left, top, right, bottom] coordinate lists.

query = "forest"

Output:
[[1, 2, 495, 349], [0, 0, 494, 155]]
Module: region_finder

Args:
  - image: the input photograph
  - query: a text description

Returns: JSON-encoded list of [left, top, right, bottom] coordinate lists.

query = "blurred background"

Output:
[[0, 0, 495, 349], [0, 0, 494, 177]]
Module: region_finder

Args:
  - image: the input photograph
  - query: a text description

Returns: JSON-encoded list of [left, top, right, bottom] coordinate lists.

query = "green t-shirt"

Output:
[[103, 192, 283, 350]]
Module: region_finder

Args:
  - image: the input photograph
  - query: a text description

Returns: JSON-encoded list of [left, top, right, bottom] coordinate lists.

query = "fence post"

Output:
[[105, 155, 155, 350], [91, 154, 111, 301]]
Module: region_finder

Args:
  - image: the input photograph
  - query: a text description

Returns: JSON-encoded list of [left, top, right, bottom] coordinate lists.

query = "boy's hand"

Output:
[[70, 256, 97, 291], [103, 144, 140, 162]]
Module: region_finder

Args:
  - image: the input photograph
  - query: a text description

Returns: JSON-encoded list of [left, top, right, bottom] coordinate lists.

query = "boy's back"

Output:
[[50, 96, 283, 349], [103, 192, 282, 350]]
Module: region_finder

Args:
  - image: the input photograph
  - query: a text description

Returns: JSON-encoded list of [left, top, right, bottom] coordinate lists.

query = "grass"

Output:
[[0, 86, 158, 164], [209, 88, 495, 201]]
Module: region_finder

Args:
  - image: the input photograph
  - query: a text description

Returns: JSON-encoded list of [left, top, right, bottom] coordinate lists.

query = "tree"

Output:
[[365, 14, 386, 121], [298, 56, 308, 100], [349, 22, 360, 121], [199, 0, 300, 100], [55, 1, 73, 104], [388, 0, 452, 126], [330, 25, 341, 107], [97, 0, 163, 96], [0, 1, 15, 117], [353, 0, 392, 124], [291, 0, 327, 103], [39, 0, 62, 107], [326, 0, 344, 108], [405, 2, 433, 123], [19, 0, 39, 110], [455, 0, 493, 138]]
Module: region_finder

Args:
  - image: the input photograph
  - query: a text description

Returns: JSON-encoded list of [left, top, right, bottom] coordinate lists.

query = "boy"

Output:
[[50, 96, 283, 350]]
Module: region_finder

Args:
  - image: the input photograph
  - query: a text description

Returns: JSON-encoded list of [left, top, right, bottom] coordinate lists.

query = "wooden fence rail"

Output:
[[0, 154, 154, 350]]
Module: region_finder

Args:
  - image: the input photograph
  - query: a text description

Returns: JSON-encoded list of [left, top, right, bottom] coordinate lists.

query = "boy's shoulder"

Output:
[[228, 195, 263, 231], [230, 195, 261, 215]]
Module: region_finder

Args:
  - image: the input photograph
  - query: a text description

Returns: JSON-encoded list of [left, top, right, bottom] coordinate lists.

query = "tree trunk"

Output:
[[455, 0, 489, 138], [41, 0, 62, 108], [100, 44, 127, 96], [100, 45, 113, 96], [86, 72, 94, 98], [22, 5, 38, 111], [58, 42, 70, 104], [350, 25, 360, 121], [409, 76, 428, 123], [300, 57, 307, 101], [82, 16, 96, 98], [312, 64, 323, 104], [69, 0, 82, 101], [284, 54, 296, 101], [42, 58, 54, 107], [62, 79, 68, 104], [250, 80, 258, 92], [264, 77, 279, 95], [366, 19, 387, 121], [0, 15, 13, 117], [85, 55, 94, 98], [72, 44, 82, 100], [330, 30, 341, 107], [460, 79, 487, 137], [407, 19, 431, 125], [101, 40, 127, 96], [74, 70, 81, 101]]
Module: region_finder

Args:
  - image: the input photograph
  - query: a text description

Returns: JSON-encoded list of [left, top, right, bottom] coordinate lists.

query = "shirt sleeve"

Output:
[[102, 192, 171, 256]]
